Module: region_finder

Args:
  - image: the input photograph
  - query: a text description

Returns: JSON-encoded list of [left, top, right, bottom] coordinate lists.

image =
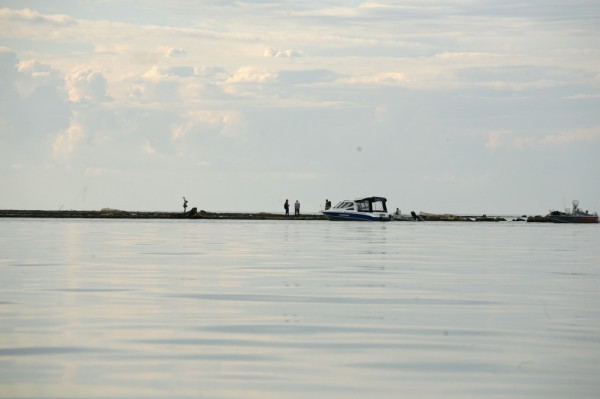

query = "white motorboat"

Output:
[[321, 196, 393, 221]]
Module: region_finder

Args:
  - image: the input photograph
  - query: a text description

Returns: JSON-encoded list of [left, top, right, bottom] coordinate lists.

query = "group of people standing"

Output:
[[283, 199, 301, 216]]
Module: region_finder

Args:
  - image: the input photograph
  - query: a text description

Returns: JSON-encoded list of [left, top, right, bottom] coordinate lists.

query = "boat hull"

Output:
[[321, 211, 393, 222], [546, 214, 599, 223]]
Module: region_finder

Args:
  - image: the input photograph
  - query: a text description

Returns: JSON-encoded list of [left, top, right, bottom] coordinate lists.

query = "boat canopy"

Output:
[[355, 197, 388, 213], [356, 196, 387, 203]]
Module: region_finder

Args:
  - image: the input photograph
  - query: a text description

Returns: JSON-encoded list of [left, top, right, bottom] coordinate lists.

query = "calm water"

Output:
[[1, 219, 599, 398]]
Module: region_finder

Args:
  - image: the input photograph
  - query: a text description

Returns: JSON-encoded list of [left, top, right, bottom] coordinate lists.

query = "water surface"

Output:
[[1, 219, 599, 398]]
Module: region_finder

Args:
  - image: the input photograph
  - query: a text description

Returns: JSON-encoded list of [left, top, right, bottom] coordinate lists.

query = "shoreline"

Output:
[[0, 209, 328, 220], [0, 209, 553, 222]]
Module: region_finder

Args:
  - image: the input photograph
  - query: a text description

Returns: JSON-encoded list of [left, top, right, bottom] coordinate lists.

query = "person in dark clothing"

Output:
[[183, 197, 188, 213], [284, 199, 289, 216]]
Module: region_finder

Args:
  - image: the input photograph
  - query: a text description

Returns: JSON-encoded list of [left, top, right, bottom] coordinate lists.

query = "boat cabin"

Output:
[[333, 197, 389, 213]]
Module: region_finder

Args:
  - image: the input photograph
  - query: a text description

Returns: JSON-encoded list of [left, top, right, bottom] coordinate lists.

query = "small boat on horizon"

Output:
[[546, 200, 598, 224], [321, 196, 393, 221]]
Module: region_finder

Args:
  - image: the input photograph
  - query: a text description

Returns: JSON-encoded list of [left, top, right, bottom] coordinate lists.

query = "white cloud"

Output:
[[171, 110, 241, 141], [143, 66, 196, 80], [226, 67, 275, 84], [562, 93, 600, 100], [66, 68, 111, 103], [166, 47, 187, 57], [540, 129, 600, 145], [0, 8, 75, 26], [346, 72, 406, 85], [485, 128, 600, 150], [52, 122, 83, 158], [264, 47, 303, 59], [485, 130, 512, 150]]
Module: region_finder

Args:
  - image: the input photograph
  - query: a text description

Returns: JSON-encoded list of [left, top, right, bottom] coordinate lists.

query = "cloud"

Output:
[[345, 72, 406, 85], [276, 69, 337, 85], [264, 47, 303, 59], [226, 67, 275, 84], [17, 59, 52, 76], [562, 93, 600, 100], [195, 66, 227, 78], [143, 141, 157, 156], [484, 130, 512, 150], [0, 48, 19, 90], [166, 47, 187, 57], [485, 128, 600, 150], [66, 68, 111, 103], [170, 111, 236, 140], [540, 129, 600, 145], [1, 50, 71, 162], [0, 8, 75, 26], [52, 122, 83, 158], [143, 66, 196, 80]]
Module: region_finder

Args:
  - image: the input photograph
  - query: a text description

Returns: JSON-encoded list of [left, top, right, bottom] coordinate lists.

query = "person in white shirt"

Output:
[[294, 200, 300, 216]]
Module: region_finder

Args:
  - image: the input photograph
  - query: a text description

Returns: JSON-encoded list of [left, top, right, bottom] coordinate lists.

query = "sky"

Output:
[[1, 1, 599, 215]]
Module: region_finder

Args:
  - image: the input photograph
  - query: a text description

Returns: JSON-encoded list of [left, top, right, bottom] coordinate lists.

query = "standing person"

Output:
[[183, 197, 188, 213], [325, 199, 331, 210], [294, 200, 300, 216], [284, 199, 289, 216]]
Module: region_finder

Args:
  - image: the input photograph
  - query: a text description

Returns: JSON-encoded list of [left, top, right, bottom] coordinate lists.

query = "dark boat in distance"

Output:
[[546, 200, 599, 224]]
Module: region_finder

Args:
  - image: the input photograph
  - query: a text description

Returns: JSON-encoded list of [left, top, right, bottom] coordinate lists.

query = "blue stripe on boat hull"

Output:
[[321, 211, 392, 222]]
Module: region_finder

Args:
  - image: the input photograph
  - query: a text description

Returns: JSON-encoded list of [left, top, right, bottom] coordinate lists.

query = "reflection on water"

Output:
[[1, 219, 599, 398]]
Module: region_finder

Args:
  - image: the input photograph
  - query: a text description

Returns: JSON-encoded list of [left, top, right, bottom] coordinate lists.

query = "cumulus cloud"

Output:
[[0, 8, 75, 26], [170, 110, 239, 140], [264, 47, 303, 59], [484, 130, 512, 150], [66, 68, 111, 103], [15, 59, 64, 97], [1, 49, 71, 162], [143, 66, 196, 80], [52, 122, 83, 158], [166, 47, 187, 57], [226, 67, 275, 84]]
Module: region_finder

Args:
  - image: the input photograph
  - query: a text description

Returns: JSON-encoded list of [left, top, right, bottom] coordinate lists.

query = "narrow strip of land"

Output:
[[0, 209, 328, 220], [0, 209, 557, 222]]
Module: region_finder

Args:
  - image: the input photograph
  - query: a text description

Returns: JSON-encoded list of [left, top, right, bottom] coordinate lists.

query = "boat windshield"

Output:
[[334, 201, 354, 210]]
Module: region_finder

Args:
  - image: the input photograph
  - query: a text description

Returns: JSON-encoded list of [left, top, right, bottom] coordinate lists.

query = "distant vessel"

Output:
[[321, 196, 393, 221], [546, 200, 598, 223]]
